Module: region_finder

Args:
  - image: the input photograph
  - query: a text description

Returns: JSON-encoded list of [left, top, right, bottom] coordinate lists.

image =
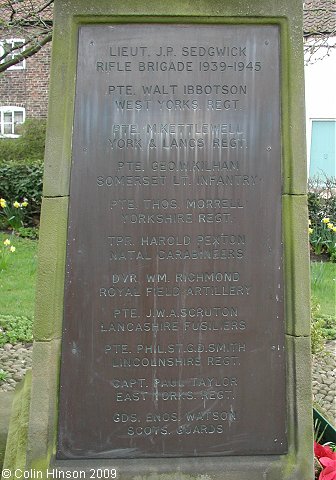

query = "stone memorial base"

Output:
[[2, 336, 312, 479], [1, 0, 313, 479]]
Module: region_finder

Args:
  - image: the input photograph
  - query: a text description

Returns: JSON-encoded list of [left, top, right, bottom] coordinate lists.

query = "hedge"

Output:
[[0, 119, 46, 163], [0, 162, 44, 224], [0, 119, 46, 226], [308, 177, 336, 225]]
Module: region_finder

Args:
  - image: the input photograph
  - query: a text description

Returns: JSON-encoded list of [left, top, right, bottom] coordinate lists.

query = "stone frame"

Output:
[[2, 1, 313, 479]]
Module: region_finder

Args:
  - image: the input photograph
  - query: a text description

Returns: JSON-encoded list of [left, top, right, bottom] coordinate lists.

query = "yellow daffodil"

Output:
[[13, 201, 20, 209], [3, 239, 10, 246], [333, 227, 336, 232], [0, 198, 6, 208], [322, 218, 330, 224], [327, 223, 334, 229], [308, 219, 311, 225], [9, 246, 16, 253], [21, 201, 28, 207], [308, 228, 313, 234]]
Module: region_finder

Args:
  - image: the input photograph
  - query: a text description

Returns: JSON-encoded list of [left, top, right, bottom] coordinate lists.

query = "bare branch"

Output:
[[0, 0, 53, 71], [0, 31, 52, 73], [36, 0, 54, 15], [0, 34, 46, 62], [303, 0, 336, 64]]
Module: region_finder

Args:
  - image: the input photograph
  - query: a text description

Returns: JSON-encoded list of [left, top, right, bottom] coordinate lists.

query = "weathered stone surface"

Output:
[[285, 335, 314, 479], [2, 0, 312, 478], [1, 372, 32, 477], [26, 340, 61, 468], [33, 197, 68, 341], [0, 391, 15, 469], [283, 194, 311, 336]]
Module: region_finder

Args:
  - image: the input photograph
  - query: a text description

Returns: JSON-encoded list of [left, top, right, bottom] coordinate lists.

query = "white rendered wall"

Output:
[[304, 38, 336, 173]]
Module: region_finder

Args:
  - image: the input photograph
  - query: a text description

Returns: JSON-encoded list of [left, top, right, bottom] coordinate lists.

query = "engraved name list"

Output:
[[58, 24, 287, 459]]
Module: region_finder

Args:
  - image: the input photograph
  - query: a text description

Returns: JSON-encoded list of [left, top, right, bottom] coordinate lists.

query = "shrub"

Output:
[[0, 119, 46, 226], [0, 198, 29, 231], [311, 297, 336, 354], [310, 217, 336, 261], [0, 118, 46, 163], [16, 226, 39, 240], [308, 176, 336, 226], [0, 162, 43, 226], [17, 118, 46, 160], [308, 176, 336, 261], [319, 314, 336, 341], [0, 314, 33, 346]]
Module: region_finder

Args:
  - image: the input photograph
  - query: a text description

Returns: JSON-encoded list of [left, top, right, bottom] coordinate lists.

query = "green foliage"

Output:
[[311, 319, 326, 354], [0, 162, 43, 225], [308, 176, 336, 261], [0, 237, 16, 271], [311, 298, 325, 354], [311, 261, 336, 318], [0, 138, 25, 163], [0, 118, 46, 163], [314, 418, 328, 444], [308, 176, 336, 225], [310, 218, 336, 261], [311, 294, 336, 354], [0, 369, 9, 382], [0, 233, 38, 319], [17, 118, 46, 159], [0, 120, 45, 226], [0, 198, 29, 231], [0, 314, 33, 346], [325, 442, 336, 452], [319, 314, 336, 341], [16, 227, 39, 240]]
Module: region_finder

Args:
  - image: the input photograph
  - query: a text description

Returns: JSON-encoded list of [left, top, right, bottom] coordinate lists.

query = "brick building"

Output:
[[0, 0, 52, 137]]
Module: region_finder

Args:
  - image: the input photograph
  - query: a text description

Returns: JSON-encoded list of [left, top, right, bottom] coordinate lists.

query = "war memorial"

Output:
[[2, 1, 313, 479]]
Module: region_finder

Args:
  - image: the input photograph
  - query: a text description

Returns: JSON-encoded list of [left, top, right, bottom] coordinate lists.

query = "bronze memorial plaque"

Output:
[[58, 24, 286, 458]]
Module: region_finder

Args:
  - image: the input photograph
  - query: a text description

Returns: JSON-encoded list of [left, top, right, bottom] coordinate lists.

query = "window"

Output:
[[0, 38, 26, 70], [0, 106, 25, 137]]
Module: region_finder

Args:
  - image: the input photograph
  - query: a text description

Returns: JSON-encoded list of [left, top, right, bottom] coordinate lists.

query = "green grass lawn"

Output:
[[0, 232, 38, 319], [310, 261, 336, 317]]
